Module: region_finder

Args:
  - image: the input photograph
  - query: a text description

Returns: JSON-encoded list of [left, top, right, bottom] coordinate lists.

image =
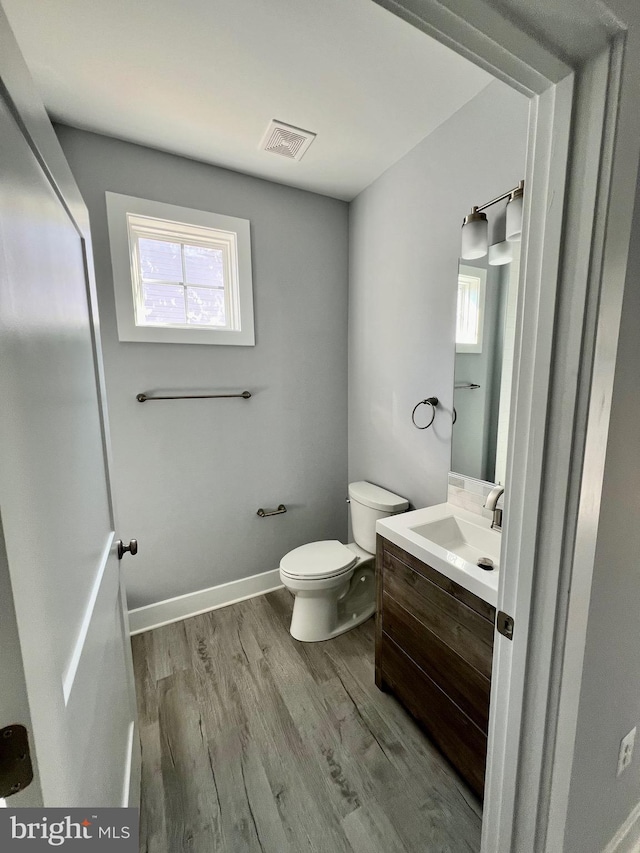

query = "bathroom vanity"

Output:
[[375, 504, 499, 798]]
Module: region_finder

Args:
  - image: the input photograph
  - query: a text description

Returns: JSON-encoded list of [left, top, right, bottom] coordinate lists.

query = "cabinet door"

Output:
[[380, 635, 488, 798], [383, 550, 494, 679], [375, 536, 495, 797], [382, 592, 491, 731]]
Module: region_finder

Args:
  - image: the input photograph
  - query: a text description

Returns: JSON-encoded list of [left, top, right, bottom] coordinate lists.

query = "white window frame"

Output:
[[456, 264, 486, 353], [105, 192, 255, 345]]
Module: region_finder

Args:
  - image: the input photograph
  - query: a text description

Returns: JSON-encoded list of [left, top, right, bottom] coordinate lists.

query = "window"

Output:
[[456, 265, 486, 353], [106, 193, 254, 345]]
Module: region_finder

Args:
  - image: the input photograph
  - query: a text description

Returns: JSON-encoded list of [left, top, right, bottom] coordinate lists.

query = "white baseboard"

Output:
[[604, 800, 640, 853], [128, 568, 283, 635]]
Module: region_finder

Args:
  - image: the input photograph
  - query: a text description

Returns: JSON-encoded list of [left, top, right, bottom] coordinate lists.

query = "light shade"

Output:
[[488, 240, 513, 266], [506, 191, 523, 241], [461, 209, 488, 259]]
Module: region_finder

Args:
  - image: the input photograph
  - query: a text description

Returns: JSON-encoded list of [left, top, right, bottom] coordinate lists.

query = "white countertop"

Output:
[[376, 502, 500, 607]]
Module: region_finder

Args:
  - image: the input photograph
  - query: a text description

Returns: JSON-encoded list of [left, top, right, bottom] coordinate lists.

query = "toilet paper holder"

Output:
[[257, 504, 287, 517]]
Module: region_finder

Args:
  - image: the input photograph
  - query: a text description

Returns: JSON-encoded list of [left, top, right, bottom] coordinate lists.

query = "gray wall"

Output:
[[564, 174, 640, 852], [56, 127, 349, 609], [348, 80, 528, 507]]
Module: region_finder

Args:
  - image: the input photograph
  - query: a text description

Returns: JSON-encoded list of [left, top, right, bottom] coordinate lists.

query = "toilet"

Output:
[[279, 481, 409, 642]]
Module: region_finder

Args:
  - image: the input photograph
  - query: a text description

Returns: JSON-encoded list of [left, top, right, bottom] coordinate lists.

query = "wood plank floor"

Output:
[[132, 589, 482, 853]]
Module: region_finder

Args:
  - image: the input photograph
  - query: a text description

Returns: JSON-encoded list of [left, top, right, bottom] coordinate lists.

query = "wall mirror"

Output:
[[451, 242, 521, 485]]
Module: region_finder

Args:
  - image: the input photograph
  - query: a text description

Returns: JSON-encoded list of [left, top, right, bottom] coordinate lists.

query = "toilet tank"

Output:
[[348, 481, 409, 554]]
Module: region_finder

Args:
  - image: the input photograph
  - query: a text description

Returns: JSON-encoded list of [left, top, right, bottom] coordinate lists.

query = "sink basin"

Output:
[[410, 515, 500, 569], [376, 502, 501, 606]]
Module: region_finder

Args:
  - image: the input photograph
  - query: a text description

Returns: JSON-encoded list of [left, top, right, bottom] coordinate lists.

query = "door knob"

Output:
[[116, 539, 138, 560]]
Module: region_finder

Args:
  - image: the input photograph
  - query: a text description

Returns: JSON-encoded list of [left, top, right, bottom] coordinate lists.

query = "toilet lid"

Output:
[[280, 540, 358, 580]]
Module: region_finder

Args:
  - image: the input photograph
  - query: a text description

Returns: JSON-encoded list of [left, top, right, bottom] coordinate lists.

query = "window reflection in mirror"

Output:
[[451, 244, 520, 485]]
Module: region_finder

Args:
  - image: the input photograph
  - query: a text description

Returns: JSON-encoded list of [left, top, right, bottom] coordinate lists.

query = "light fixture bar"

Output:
[[475, 179, 525, 213], [461, 179, 525, 259]]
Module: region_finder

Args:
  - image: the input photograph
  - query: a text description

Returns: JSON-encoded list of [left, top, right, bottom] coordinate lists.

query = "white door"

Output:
[[0, 71, 139, 806]]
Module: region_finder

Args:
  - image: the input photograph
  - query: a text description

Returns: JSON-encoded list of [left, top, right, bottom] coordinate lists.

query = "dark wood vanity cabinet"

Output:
[[375, 535, 496, 798]]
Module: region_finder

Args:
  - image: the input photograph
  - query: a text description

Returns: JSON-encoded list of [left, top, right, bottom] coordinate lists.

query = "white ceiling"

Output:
[[2, 0, 492, 200]]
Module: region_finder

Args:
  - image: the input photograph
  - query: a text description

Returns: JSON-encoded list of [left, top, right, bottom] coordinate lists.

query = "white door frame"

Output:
[[375, 1, 640, 850], [0, 3, 140, 807]]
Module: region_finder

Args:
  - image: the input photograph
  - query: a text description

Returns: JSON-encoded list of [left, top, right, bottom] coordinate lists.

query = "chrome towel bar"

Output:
[[136, 391, 251, 402], [257, 505, 287, 518]]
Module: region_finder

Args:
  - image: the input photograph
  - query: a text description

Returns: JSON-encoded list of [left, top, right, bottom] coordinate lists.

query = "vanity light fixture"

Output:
[[461, 179, 524, 260], [488, 239, 513, 266], [461, 208, 488, 260]]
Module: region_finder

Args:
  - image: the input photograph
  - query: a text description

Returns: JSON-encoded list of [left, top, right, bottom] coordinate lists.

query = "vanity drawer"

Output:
[[382, 550, 494, 679], [380, 633, 487, 798], [382, 591, 491, 732], [381, 538, 495, 623]]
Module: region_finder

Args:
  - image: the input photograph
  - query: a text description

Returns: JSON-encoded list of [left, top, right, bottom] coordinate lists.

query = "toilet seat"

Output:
[[280, 540, 358, 580]]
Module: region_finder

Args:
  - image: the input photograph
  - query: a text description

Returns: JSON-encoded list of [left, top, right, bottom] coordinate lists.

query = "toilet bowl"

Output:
[[280, 541, 375, 642], [279, 482, 408, 642]]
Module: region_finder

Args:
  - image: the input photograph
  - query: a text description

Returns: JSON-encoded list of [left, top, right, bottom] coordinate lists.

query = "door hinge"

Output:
[[0, 724, 34, 798], [497, 611, 514, 641]]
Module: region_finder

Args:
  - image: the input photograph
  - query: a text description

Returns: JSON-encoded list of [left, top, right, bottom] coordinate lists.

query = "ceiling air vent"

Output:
[[260, 120, 316, 161]]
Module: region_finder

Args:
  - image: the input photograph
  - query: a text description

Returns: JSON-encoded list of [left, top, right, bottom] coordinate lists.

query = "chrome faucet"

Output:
[[484, 485, 504, 531]]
